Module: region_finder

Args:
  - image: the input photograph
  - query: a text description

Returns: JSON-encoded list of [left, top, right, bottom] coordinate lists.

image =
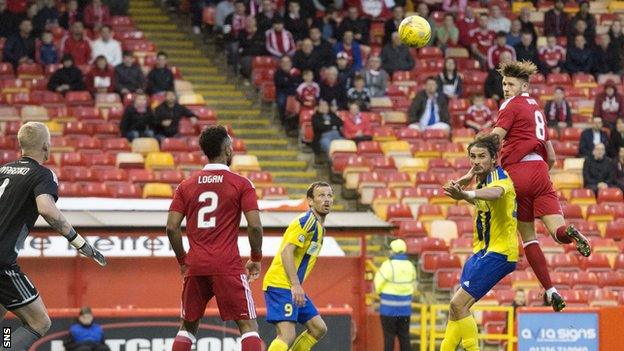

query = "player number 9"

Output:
[[197, 191, 218, 228], [534, 111, 546, 141], [284, 303, 293, 317]]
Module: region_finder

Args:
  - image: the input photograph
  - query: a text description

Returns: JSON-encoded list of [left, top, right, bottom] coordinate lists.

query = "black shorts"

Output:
[[0, 265, 39, 310]]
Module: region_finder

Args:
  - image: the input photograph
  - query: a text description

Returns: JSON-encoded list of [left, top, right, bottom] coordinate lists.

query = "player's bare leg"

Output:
[[1, 296, 51, 351], [440, 288, 479, 351], [541, 214, 591, 257], [291, 316, 327, 351], [517, 221, 565, 312], [235, 319, 263, 351], [172, 319, 199, 351], [267, 321, 297, 351]]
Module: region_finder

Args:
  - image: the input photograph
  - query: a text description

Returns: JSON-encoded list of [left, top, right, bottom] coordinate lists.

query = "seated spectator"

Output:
[[59, 0, 82, 30], [334, 30, 362, 71], [320, 66, 347, 109], [469, 14, 496, 68], [487, 5, 510, 33], [514, 31, 542, 72], [567, 19, 593, 46], [154, 90, 198, 139], [362, 56, 388, 98], [120, 93, 155, 141], [518, 7, 537, 42], [310, 26, 333, 67], [583, 143, 616, 193], [274, 55, 300, 124], [347, 75, 371, 111], [512, 289, 527, 314], [484, 51, 512, 101], [336, 51, 355, 90], [86, 55, 114, 94], [91, 25, 122, 66], [312, 99, 343, 157], [223, 0, 247, 70], [0, 0, 17, 39], [63, 307, 110, 351], [3, 19, 36, 68], [214, 0, 235, 35], [544, 0, 568, 37], [416, 3, 436, 46], [608, 118, 624, 158], [284, 1, 308, 42], [114, 51, 145, 94], [592, 34, 620, 76], [265, 16, 296, 58], [337, 6, 370, 45], [436, 13, 459, 49], [238, 18, 267, 78], [506, 19, 522, 47], [47, 54, 85, 94], [293, 39, 322, 78], [568, 1, 596, 43], [464, 94, 493, 132], [381, 31, 415, 76], [61, 21, 92, 65], [488, 31, 516, 70], [33, 0, 59, 36], [615, 146, 624, 192], [593, 81, 624, 128], [384, 5, 404, 45], [539, 35, 566, 74], [146, 51, 174, 95], [312, 6, 341, 43], [436, 57, 462, 99], [83, 0, 111, 31], [408, 76, 450, 131], [255, 0, 277, 34], [457, 6, 478, 48], [609, 20, 624, 56], [442, 0, 467, 14], [343, 102, 372, 143], [38, 30, 58, 65], [296, 69, 320, 109], [544, 87, 572, 130], [579, 117, 609, 158]]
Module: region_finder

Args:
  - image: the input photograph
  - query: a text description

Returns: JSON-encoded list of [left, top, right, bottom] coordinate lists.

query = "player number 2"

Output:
[[284, 304, 293, 317], [534, 111, 546, 141], [0, 179, 9, 199], [197, 191, 218, 228]]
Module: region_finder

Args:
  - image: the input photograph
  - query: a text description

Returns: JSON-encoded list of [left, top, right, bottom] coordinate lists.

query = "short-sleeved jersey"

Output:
[[263, 210, 324, 290], [473, 166, 519, 262], [0, 157, 58, 267], [539, 45, 566, 69], [466, 105, 493, 125], [169, 163, 259, 276], [495, 93, 549, 168], [469, 29, 496, 55]]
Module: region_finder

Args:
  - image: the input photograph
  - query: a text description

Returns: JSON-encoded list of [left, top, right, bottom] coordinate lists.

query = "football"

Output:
[[398, 15, 432, 48]]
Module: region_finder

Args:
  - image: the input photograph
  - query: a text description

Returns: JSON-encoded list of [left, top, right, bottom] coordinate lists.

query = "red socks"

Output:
[[172, 331, 195, 351], [241, 332, 264, 351], [524, 241, 553, 290], [555, 225, 572, 244]]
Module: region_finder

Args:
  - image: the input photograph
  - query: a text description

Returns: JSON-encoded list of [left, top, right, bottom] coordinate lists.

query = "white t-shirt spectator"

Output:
[[91, 38, 122, 66], [488, 17, 511, 33]]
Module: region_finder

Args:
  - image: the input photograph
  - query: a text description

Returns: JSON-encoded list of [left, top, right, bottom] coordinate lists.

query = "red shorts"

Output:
[[506, 161, 563, 222], [181, 274, 256, 322]]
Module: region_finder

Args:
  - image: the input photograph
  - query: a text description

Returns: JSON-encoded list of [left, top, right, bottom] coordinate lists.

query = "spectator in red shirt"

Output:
[[265, 16, 296, 58], [342, 102, 372, 143], [469, 14, 495, 68], [457, 6, 478, 48], [85, 55, 114, 94], [593, 80, 624, 128], [539, 35, 566, 74], [464, 94, 493, 132], [544, 87, 572, 130], [544, 0, 568, 37], [61, 21, 92, 65], [487, 31, 516, 70], [83, 0, 111, 31], [296, 69, 320, 108]]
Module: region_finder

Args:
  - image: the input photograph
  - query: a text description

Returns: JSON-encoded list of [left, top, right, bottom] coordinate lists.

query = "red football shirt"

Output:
[[169, 163, 259, 276], [495, 93, 549, 168], [469, 29, 496, 56]]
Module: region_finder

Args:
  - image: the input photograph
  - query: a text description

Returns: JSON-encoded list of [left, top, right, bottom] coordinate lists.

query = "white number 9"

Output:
[[534, 110, 546, 141], [197, 191, 218, 228]]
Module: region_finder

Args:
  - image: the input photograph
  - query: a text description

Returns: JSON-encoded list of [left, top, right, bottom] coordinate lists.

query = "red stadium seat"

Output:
[[396, 128, 421, 143], [62, 166, 96, 182], [446, 205, 472, 221], [434, 269, 460, 292], [580, 254, 612, 272], [386, 203, 413, 225], [88, 153, 116, 166], [161, 138, 189, 152], [156, 170, 185, 184], [559, 127, 583, 141], [63, 122, 94, 136], [126, 169, 156, 184], [549, 253, 581, 272], [60, 152, 87, 167], [17, 63, 43, 79], [0, 136, 16, 149], [569, 271, 599, 290], [420, 252, 461, 273], [416, 172, 440, 186], [70, 106, 101, 120], [596, 272, 624, 290], [405, 237, 448, 255], [82, 182, 112, 197], [615, 253, 624, 272], [72, 136, 102, 151], [58, 182, 83, 197], [546, 73, 571, 86], [97, 168, 128, 183], [357, 141, 383, 157], [393, 220, 428, 238], [605, 221, 624, 241], [562, 204, 583, 219], [418, 46, 443, 59], [597, 188, 623, 204], [65, 91, 94, 106], [93, 123, 120, 137], [109, 183, 142, 198], [188, 106, 217, 121], [262, 186, 288, 199], [103, 138, 131, 151]]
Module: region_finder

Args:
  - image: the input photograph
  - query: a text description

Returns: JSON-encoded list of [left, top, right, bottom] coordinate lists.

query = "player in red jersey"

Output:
[[166, 125, 264, 351], [457, 61, 591, 312]]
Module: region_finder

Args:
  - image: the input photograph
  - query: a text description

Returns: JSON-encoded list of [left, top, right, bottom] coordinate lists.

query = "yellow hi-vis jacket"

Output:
[[373, 254, 417, 317]]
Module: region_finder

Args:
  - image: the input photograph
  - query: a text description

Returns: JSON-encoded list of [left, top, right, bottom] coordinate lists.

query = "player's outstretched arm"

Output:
[[166, 210, 186, 270], [36, 194, 107, 266], [281, 244, 305, 307], [490, 127, 507, 141], [243, 209, 263, 282], [443, 183, 504, 203], [545, 140, 556, 170]]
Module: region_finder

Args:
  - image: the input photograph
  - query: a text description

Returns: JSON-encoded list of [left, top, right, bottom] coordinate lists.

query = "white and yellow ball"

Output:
[[398, 15, 432, 48]]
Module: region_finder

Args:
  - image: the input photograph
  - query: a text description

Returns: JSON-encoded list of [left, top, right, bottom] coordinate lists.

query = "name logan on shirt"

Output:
[[198, 175, 223, 184]]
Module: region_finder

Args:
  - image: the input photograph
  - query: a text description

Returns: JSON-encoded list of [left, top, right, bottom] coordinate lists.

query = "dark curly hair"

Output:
[[199, 125, 230, 160], [467, 134, 501, 159]]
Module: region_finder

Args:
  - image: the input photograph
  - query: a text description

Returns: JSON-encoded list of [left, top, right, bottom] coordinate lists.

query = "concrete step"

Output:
[[271, 170, 318, 178], [144, 33, 188, 40], [215, 109, 261, 117], [169, 57, 215, 65], [187, 75, 228, 83], [180, 67, 222, 75], [244, 139, 289, 147], [132, 16, 171, 24], [129, 7, 163, 14], [259, 160, 308, 170], [247, 150, 299, 159], [153, 41, 196, 49], [278, 182, 317, 190], [163, 48, 204, 56], [197, 90, 244, 98], [191, 83, 237, 91], [232, 128, 279, 137], [205, 100, 253, 108], [136, 23, 178, 31], [218, 117, 269, 126]]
